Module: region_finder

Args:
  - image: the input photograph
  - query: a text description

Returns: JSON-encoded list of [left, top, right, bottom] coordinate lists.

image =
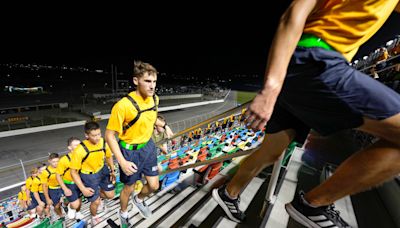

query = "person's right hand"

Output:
[[63, 188, 72, 197], [82, 187, 95, 197], [38, 201, 45, 207], [245, 86, 280, 131], [120, 160, 137, 176], [27, 199, 31, 206], [46, 198, 53, 206]]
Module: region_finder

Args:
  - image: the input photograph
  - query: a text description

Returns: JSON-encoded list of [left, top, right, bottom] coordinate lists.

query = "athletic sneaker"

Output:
[[212, 186, 246, 223], [132, 195, 152, 218], [75, 211, 84, 220], [97, 199, 108, 214], [67, 204, 76, 219], [118, 210, 131, 228], [91, 215, 101, 226], [285, 191, 351, 228]]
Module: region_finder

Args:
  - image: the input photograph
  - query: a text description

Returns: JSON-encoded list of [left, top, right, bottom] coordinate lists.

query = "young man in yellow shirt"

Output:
[[56, 137, 84, 220], [40, 153, 63, 219], [70, 121, 116, 226], [17, 185, 28, 211], [213, 1, 400, 227], [25, 168, 39, 218], [106, 61, 163, 226], [30, 165, 48, 219]]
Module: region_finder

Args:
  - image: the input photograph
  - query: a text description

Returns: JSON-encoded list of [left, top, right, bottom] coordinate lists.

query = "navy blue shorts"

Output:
[[27, 192, 38, 210], [119, 139, 159, 186], [65, 183, 82, 202], [39, 193, 46, 206], [265, 47, 400, 139], [80, 165, 115, 202], [48, 188, 63, 205]]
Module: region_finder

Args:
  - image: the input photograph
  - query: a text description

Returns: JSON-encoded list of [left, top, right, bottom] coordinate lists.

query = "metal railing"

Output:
[[0, 92, 291, 227], [0, 90, 234, 196]]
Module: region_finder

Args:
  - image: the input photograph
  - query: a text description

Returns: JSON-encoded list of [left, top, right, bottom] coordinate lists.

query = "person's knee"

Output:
[[360, 115, 400, 146], [70, 201, 80, 209], [148, 181, 159, 192], [105, 190, 115, 199]]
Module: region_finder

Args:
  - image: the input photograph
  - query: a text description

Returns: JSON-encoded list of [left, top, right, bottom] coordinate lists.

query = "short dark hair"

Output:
[[30, 168, 38, 174], [49, 153, 59, 160], [133, 60, 157, 78], [84, 121, 100, 134], [157, 114, 166, 122], [67, 136, 80, 146], [37, 164, 46, 170]]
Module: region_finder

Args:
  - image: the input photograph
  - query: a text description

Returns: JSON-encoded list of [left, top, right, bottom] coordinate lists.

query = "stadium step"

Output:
[[65, 148, 400, 228]]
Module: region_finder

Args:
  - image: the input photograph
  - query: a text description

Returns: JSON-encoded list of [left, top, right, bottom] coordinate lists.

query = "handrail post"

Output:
[[265, 152, 284, 203], [20, 159, 27, 180]]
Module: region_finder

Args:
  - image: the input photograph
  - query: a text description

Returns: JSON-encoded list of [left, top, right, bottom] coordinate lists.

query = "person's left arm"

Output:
[[105, 145, 116, 183]]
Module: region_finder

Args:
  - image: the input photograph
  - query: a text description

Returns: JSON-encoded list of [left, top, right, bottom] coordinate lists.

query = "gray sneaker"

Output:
[[118, 211, 130, 228], [132, 195, 152, 219]]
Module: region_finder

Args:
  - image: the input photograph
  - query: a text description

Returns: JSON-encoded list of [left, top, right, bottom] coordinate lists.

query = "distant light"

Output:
[[60, 75, 63, 79], [50, 85, 53, 88], [7, 74, 10, 77], [37, 75, 40, 78]]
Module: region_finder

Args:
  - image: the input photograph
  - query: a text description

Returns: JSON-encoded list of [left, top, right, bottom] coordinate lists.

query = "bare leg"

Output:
[[227, 130, 296, 198], [89, 197, 100, 216], [120, 184, 135, 212], [305, 114, 400, 206], [137, 176, 159, 200], [54, 203, 63, 216]]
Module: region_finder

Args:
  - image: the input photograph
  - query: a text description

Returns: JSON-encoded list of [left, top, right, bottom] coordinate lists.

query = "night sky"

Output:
[[2, 4, 399, 77]]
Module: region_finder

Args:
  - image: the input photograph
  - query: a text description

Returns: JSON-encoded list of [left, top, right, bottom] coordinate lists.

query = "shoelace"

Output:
[[325, 205, 347, 225], [234, 197, 245, 217]]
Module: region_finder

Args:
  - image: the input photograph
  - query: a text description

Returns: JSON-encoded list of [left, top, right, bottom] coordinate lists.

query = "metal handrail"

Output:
[[159, 147, 256, 175], [157, 100, 251, 146]]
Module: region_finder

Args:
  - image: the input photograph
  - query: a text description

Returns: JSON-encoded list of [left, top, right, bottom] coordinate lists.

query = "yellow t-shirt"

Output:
[[25, 176, 34, 191], [30, 177, 43, 193], [40, 166, 59, 188], [304, 0, 399, 61], [56, 153, 73, 182], [18, 191, 27, 201], [107, 92, 158, 144], [70, 138, 112, 173]]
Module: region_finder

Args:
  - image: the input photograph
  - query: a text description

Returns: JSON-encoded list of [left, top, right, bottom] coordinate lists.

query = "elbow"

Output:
[[105, 130, 115, 142]]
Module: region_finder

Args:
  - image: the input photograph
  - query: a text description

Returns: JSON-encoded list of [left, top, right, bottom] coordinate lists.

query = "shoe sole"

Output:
[[211, 189, 242, 223], [285, 203, 320, 228]]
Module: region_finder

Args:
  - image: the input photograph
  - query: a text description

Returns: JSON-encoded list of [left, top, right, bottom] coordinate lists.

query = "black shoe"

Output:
[[212, 186, 246, 223], [285, 191, 351, 228]]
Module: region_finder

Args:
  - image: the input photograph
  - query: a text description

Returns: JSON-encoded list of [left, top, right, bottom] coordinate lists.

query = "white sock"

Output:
[[120, 210, 129, 219], [135, 195, 144, 203], [224, 188, 237, 200]]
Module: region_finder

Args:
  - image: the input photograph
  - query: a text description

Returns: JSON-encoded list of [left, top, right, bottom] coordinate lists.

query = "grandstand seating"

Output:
[[1, 35, 400, 227]]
